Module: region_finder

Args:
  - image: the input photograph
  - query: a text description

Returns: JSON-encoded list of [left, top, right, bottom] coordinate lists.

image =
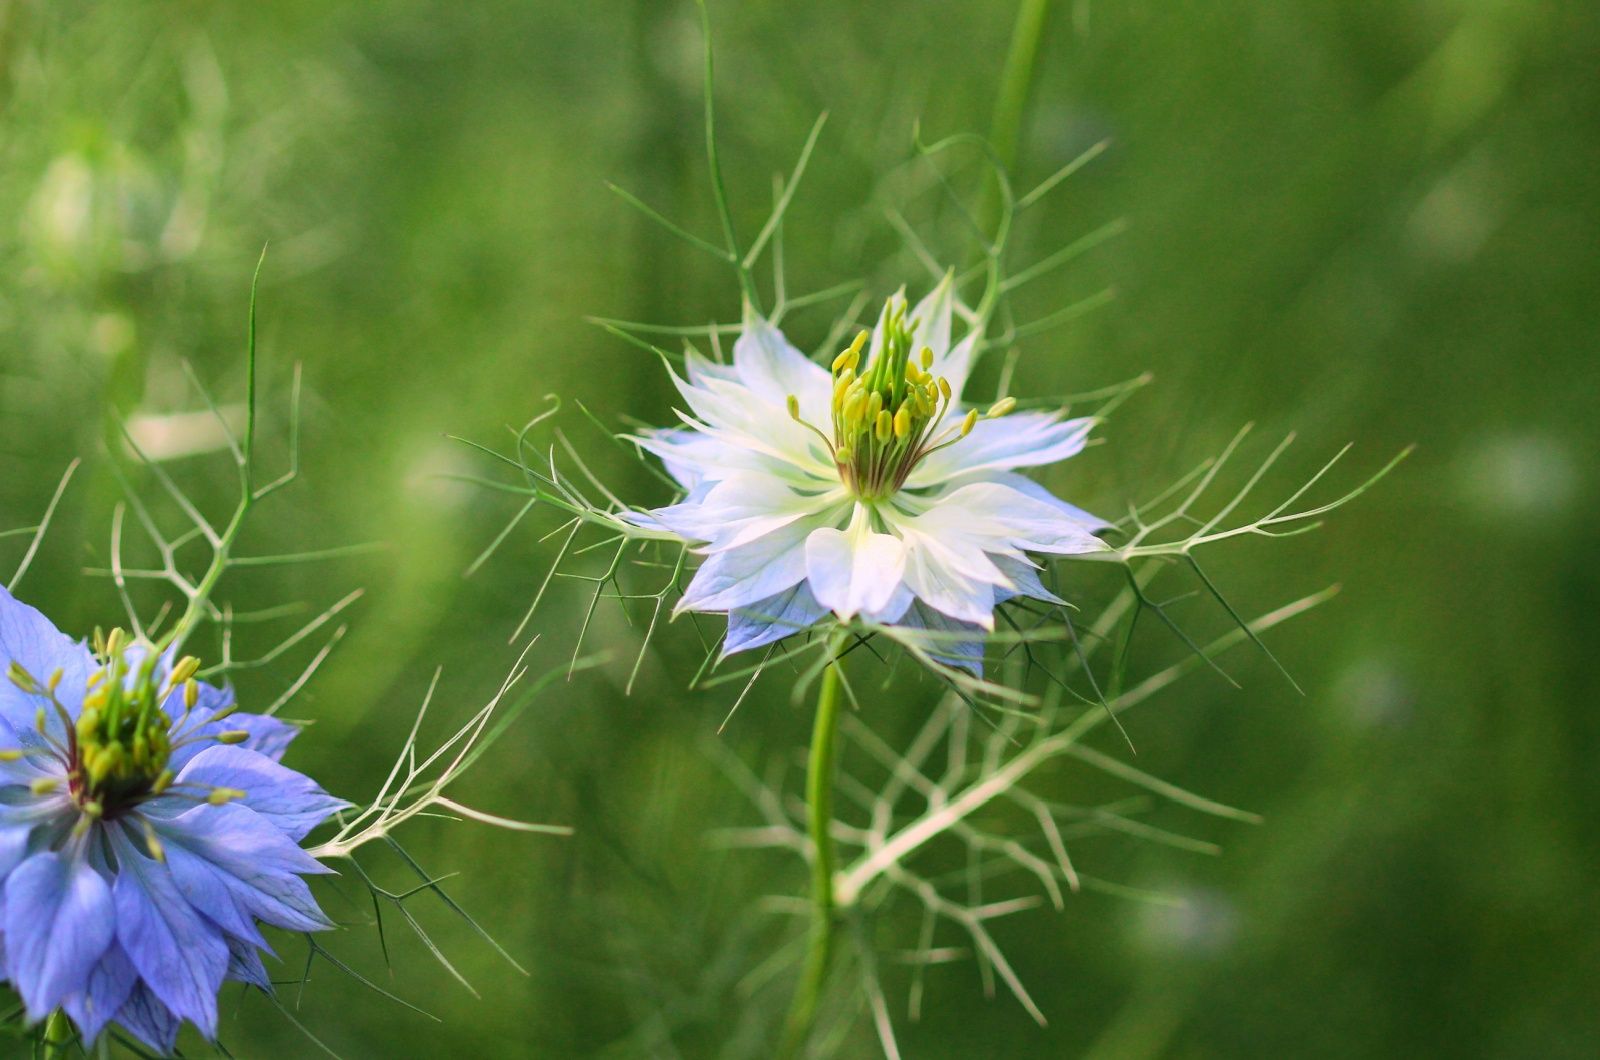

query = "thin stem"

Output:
[[779, 634, 847, 1056], [42, 1009, 71, 1057], [991, 0, 1051, 172]]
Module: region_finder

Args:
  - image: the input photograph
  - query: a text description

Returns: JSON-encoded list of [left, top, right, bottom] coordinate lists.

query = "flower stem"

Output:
[[779, 637, 846, 1057], [991, 0, 1052, 173], [42, 1009, 71, 1057]]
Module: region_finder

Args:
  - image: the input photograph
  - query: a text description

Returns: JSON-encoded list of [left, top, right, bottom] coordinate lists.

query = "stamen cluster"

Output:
[[788, 295, 1013, 501]]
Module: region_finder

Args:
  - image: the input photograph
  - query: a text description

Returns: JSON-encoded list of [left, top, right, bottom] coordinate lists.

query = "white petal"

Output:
[[734, 307, 833, 425], [677, 516, 825, 614], [909, 272, 955, 363], [896, 531, 1001, 628], [907, 413, 1095, 486], [646, 473, 846, 551], [804, 511, 907, 621], [907, 481, 1107, 555]]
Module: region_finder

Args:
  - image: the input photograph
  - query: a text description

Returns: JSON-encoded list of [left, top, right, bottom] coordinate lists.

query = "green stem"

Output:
[[991, 0, 1052, 173], [779, 638, 846, 1057], [42, 1010, 71, 1057]]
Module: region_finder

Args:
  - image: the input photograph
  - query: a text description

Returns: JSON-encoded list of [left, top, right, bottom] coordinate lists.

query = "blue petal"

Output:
[[156, 803, 332, 933], [166, 693, 300, 771], [172, 745, 346, 841], [61, 942, 139, 1046], [3, 850, 115, 1019], [0, 586, 90, 733], [226, 935, 272, 991], [109, 829, 229, 1038], [163, 839, 265, 947], [725, 582, 829, 655], [115, 982, 181, 1054], [901, 601, 987, 676]]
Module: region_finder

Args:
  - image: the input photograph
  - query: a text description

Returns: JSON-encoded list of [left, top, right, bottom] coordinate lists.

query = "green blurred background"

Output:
[[1, 0, 1596, 1056]]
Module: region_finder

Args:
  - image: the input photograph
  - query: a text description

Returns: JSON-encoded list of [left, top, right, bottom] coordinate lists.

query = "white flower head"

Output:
[[628, 274, 1109, 671]]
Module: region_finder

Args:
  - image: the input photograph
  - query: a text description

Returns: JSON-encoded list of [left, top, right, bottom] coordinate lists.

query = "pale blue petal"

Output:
[[4, 850, 115, 1019], [115, 982, 181, 1054], [725, 582, 830, 655], [172, 745, 346, 842], [0, 586, 90, 734], [110, 829, 229, 1038], [61, 942, 139, 1046], [156, 804, 333, 933]]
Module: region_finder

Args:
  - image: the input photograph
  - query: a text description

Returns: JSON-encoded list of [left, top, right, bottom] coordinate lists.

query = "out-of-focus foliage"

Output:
[[0, 0, 1595, 1056]]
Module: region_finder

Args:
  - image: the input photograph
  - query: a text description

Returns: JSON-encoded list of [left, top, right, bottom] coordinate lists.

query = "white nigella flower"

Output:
[[628, 275, 1109, 671]]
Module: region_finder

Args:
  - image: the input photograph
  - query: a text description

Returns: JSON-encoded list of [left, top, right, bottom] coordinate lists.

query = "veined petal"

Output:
[[0, 586, 90, 733], [115, 982, 181, 1055], [644, 473, 845, 552], [895, 530, 1003, 629], [677, 513, 837, 614], [169, 746, 346, 842], [725, 581, 830, 655], [4, 851, 115, 1019], [981, 472, 1112, 533], [804, 510, 908, 621], [907, 413, 1096, 487], [898, 601, 987, 675], [896, 481, 1106, 556], [62, 943, 139, 1046], [909, 272, 955, 365], [110, 829, 229, 1038], [153, 804, 333, 935], [735, 307, 833, 425]]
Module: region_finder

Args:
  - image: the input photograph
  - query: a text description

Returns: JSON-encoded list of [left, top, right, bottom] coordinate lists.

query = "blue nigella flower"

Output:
[[0, 585, 345, 1052]]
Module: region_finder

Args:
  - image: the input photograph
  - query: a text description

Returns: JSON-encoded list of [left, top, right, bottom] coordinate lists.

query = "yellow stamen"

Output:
[[961, 409, 979, 436], [986, 397, 1017, 418], [30, 777, 59, 795]]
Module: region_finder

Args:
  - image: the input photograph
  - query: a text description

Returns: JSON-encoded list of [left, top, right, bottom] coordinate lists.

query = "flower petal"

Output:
[[115, 982, 181, 1055], [677, 514, 834, 614], [155, 803, 333, 933], [907, 413, 1096, 486], [0, 586, 90, 733], [898, 601, 987, 675], [804, 515, 908, 621], [734, 307, 832, 424], [171, 745, 346, 842], [725, 582, 830, 655], [4, 851, 115, 1020], [110, 829, 229, 1038], [62, 943, 139, 1046]]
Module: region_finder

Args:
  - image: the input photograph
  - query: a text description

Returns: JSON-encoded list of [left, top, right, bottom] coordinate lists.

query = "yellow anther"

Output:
[[786, 394, 801, 421], [939, 377, 952, 402], [834, 446, 853, 464], [47, 668, 63, 693], [867, 391, 884, 420], [920, 346, 934, 370], [151, 770, 174, 795], [986, 397, 1017, 418], [169, 657, 200, 686], [87, 667, 106, 690], [142, 823, 164, 863], [842, 390, 867, 424], [905, 361, 923, 385], [184, 680, 198, 710], [81, 801, 103, 820], [34, 707, 47, 733], [77, 709, 100, 741], [217, 731, 250, 745], [875, 410, 893, 442], [893, 405, 912, 439], [0, 749, 22, 762], [847, 330, 869, 358], [961, 409, 979, 436], [30, 777, 59, 796], [831, 346, 860, 374], [207, 787, 246, 806], [104, 628, 125, 659], [7, 663, 38, 693]]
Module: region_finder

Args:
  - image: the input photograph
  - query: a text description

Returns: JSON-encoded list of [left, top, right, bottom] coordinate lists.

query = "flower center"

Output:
[[787, 294, 1014, 502], [67, 631, 183, 818]]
